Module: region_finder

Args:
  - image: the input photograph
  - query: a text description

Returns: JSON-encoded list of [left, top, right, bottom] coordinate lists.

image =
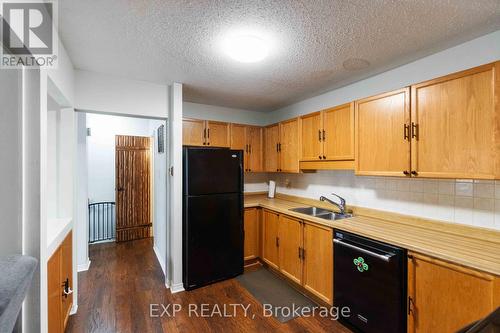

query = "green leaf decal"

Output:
[[353, 256, 369, 272]]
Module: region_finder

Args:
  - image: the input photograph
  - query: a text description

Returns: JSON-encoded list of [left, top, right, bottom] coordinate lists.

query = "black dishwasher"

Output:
[[334, 231, 407, 333]]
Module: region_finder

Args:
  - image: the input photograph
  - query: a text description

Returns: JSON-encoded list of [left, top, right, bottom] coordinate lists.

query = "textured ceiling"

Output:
[[59, 0, 500, 111]]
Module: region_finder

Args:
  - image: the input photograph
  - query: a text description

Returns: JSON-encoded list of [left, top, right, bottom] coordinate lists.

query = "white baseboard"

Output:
[[170, 282, 185, 294], [70, 304, 78, 315], [77, 259, 91, 272], [153, 245, 166, 276]]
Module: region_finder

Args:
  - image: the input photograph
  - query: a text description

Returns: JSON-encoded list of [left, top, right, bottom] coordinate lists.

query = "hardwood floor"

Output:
[[67, 238, 351, 333]]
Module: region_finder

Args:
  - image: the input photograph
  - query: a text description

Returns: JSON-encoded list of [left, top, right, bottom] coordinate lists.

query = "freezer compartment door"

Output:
[[183, 147, 243, 195]]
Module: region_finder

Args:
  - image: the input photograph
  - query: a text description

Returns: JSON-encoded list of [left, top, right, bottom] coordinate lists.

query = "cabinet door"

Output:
[[230, 124, 247, 150], [303, 223, 333, 304], [355, 88, 410, 176], [300, 112, 323, 161], [280, 118, 300, 173], [411, 63, 499, 179], [206, 121, 230, 147], [247, 126, 263, 172], [262, 210, 279, 269], [278, 215, 303, 284], [61, 232, 73, 328], [243, 208, 259, 260], [182, 119, 206, 146], [323, 103, 355, 161], [230, 124, 248, 171], [264, 124, 280, 172], [408, 253, 499, 333], [48, 248, 62, 333]]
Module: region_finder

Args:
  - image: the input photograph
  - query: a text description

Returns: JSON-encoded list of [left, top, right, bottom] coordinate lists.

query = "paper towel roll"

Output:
[[268, 180, 276, 198]]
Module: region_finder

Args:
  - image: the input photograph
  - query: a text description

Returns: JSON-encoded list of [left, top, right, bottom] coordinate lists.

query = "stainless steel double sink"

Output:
[[289, 206, 352, 221]]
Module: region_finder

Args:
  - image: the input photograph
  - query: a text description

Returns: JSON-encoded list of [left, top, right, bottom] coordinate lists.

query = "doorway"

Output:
[[76, 112, 168, 274]]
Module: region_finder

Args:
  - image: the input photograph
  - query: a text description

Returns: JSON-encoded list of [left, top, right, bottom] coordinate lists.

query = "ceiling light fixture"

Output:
[[222, 34, 269, 63]]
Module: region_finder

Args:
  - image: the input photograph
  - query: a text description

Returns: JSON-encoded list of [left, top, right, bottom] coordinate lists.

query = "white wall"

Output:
[[168, 83, 183, 292], [149, 120, 168, 275], [75, 113, 90, 271], [86, 113, 153, 202], [75, 70, 168, 119], [0, 70, 22, 256], [268, 30, 500, 123], [183, 102, 268, 126]]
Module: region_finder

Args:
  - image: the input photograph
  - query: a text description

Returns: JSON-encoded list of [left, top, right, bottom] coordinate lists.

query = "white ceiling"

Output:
[[59, 0, 500, 111]]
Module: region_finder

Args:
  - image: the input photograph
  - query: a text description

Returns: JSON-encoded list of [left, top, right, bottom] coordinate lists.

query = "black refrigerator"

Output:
[[182, 147, 244, 290]]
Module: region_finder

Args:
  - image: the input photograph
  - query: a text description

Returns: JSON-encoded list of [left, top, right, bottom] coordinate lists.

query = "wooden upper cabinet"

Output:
[[182, 118, 205, 146], [264, 124, 280, 172], [410, 63, 500, 179], [278, 215, 303, 285], [247, 126, 263, 172], [300, 112, 323, 161], [355, 88, 411, 176], [323, 103, 354, 160], [303, 222, 333, 305], [230, 123, 247, 150], [408, 252, 500, 333], [206, 121, 230, 147], [279, 118, 300, 173], [262, 210, 280, 269]]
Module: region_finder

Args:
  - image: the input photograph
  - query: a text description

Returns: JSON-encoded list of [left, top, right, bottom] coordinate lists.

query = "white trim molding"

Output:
[[77, 259, 91, 272], [170, 282, 185, 294], [153, 245, 166, 276]]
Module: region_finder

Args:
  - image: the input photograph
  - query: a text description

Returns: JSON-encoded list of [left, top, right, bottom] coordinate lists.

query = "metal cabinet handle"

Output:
[[298, 247, 301, 259], [276, 237, 280, 247], [207, 128, 210, 138], [319, 155, 322, 159], [411, 170, 418, 176], [403, 171, 410, 175], [318, 130, 322, 142], [276, 143, 279, 152], [411, 122, 418, 140], [322, 130, 326, 141], [404, 124, 410, 140], [333, 239, 395, 262]]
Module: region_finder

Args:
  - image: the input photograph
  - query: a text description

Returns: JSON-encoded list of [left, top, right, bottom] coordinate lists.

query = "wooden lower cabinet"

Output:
[[408, 252, 500, 333], [262, 209, 280, 269], [260, 209, 334, 305], [244, 208, 259, 261], [303, 223, 333, 304], [48, 231, 73, 333], [278, 215, 303, 284]]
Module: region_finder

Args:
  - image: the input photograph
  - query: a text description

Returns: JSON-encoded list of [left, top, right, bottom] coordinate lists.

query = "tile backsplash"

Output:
[[244, 171, 500, 231]]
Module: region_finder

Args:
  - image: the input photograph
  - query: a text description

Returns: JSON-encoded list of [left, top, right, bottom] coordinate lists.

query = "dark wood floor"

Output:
[[67, 238, 351, 333]]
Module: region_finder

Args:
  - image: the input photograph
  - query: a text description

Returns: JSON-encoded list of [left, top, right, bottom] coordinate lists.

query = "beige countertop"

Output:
[[244, 193, 500, 276]]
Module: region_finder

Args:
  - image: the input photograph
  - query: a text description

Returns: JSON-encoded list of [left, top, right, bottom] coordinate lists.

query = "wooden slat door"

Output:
[[115, 135, 152, 242], [278, 215, 303, 285], [410, 63, 498, 179], [355, 88, 411, 176], [300, 112, 323, 161], [264, 124, 280, 172], [323, 103, 355, 161]]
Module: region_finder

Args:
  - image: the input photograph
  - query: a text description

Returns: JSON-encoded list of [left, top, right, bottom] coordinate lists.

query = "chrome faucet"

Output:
[[320, 193, 347, 215]]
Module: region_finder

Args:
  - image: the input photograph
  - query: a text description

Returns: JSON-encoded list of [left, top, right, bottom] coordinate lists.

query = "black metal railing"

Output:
[[88, 202, 116, 243]]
